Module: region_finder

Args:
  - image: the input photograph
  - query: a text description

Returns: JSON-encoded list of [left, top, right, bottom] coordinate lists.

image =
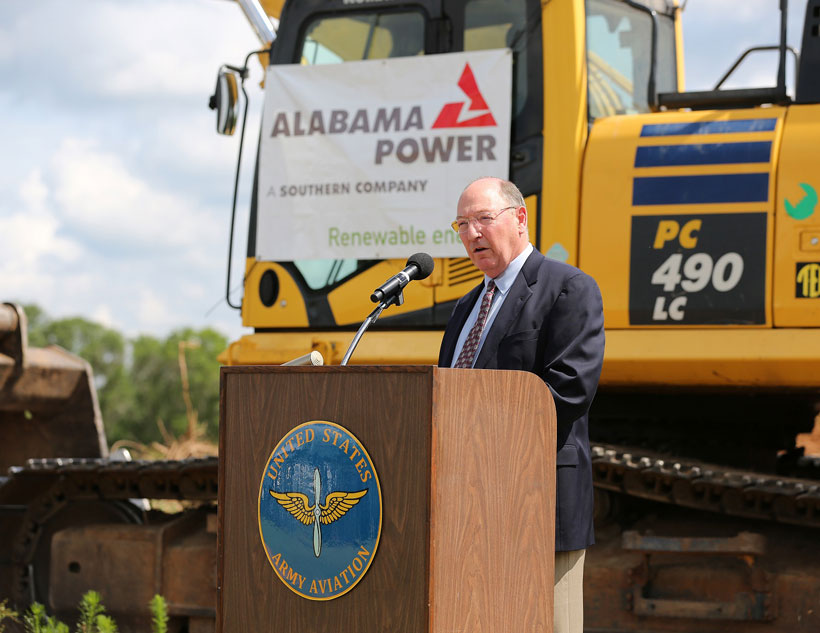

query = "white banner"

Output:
[[256, 49, 512, 261]]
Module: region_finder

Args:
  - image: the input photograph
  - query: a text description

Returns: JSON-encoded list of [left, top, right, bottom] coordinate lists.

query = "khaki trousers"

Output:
[[553, 549, 585, 633]]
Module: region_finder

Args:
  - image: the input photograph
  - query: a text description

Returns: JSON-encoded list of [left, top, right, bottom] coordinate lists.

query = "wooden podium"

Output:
[[218, 365, 556, 632]]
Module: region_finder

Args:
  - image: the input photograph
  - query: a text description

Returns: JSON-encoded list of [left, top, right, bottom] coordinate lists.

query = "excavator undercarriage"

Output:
[[2, 301, 819, 631]]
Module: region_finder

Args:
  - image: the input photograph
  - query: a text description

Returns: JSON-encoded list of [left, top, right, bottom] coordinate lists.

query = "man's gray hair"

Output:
[[462, 177, 526, 208], [498, 179, 526, 209]]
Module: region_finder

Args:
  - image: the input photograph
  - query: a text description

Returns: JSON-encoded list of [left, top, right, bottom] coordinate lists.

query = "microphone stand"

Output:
[[340, 290, 404, 366]]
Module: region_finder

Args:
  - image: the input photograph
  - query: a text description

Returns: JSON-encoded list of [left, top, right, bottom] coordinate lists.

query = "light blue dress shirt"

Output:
[[450, 243, 534, 367]]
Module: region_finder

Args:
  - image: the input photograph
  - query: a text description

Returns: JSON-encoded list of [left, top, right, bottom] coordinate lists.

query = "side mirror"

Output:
[[209, 69, 240, 136]]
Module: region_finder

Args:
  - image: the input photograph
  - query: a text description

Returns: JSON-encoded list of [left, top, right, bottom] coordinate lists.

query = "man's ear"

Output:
[[517, 205, 528, 233]]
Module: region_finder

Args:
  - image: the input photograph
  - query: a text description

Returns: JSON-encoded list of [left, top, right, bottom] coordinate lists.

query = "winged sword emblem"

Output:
[[270, 467, 367, 557]]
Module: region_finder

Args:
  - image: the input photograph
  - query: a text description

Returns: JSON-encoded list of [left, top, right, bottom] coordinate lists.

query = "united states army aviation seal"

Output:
[[257, 420, 382, 600]]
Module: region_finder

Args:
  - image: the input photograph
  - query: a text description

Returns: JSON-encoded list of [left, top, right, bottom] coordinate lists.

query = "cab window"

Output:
[[294, 259, 359, 290], [463, 0, 528, 117], [300, 12, 425, 64], [586, 0, 677, 118]]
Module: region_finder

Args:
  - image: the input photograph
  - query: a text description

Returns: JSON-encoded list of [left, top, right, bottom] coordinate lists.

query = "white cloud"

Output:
[[0, 25, 12, 63], [0, 0, 256, 342], [0, 167, 83, 300], [95, 1, 259, 99], [681, 0, 807, 91], [1, 0, 258, 102], [50, 137, 221, 256], [153, 109, 255, 175], [687, 0, 775, 23], [137, 288, 166, 326], [19, 168, 48, 212], [181, 282, 208, 301], [0, 210, 81, 268], [91, 304, 116, 329]]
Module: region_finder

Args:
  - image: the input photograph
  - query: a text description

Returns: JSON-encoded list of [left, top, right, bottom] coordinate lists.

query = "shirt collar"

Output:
[[486, 243, 533, 295]]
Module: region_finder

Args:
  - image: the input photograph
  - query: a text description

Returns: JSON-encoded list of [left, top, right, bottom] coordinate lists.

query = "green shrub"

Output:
[[0, 600, 19, 633], [77, 591, 104, 633], [46, 616, 68, 633], [11, 591, 170, 633], [94, 615, 117, 633], [22, 602, 46, 633], [149, 595, 168, 633], [21, 601, 70, 633]]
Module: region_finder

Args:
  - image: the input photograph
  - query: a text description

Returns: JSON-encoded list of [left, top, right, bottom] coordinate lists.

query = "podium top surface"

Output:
[[221, 364, 544, 381], [221, 364, 436, 375]]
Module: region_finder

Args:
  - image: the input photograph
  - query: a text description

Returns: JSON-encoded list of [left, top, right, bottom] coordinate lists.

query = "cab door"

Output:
[[774, 104, 820, 326]]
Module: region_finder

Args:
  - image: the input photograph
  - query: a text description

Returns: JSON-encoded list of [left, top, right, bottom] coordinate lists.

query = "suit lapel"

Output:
[[474, 250, 542, 369], [439, 282, 483, 366]]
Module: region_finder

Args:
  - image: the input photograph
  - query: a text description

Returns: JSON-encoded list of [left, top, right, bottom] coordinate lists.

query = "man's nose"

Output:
[[464, 220, 482, 239]]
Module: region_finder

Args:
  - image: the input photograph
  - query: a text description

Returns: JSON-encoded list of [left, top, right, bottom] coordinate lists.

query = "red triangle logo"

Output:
[[432, 63, 497, 129]]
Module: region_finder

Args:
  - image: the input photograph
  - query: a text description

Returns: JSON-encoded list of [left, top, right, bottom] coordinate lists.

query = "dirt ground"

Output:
[[796, 413, 820, 456]]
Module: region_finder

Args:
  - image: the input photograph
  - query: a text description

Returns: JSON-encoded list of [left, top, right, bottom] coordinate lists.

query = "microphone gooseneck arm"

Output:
[[341, 252, 433, 366], [340, 292, 402, 366]]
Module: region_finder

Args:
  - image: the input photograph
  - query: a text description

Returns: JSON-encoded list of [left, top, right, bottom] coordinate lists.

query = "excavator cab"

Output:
[[214, 0, 679, 366], [209, 1, 820, 630]]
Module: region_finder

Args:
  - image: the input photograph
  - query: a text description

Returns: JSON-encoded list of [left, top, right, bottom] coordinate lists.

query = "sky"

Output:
[[0, 0, 809, 342]]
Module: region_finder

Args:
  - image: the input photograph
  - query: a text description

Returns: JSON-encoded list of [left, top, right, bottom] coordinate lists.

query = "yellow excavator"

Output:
[[209, 0, 820, 629], [2, 1, 819, 631]]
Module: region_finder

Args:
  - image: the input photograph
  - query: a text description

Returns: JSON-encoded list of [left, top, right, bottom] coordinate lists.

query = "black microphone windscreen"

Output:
[[406, 252, 434, 279]]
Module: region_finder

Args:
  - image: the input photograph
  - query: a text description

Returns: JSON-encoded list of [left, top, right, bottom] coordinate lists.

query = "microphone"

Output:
[[370, 253, 434, 303]]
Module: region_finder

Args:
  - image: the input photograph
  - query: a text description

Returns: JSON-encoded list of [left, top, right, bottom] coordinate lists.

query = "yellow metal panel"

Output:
[[242, 259, 309, 328], [799, 229, 820, 252], [218, 326, 820, 388], [773, 104, 820, 326], [579, 113, 644, 327], [435, 258, 483, 304], [257, 0, 285, 19], [632, 162, 778, 177], [218, 331, 443, 366], [327, 260, 435, 325], [525, 194, 538, 245], [580, 109, 784, 329], [602, 328, 820, 388], [540, 0, 587, 266]]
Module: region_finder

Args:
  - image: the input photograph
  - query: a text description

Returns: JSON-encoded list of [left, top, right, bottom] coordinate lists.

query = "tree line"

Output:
[[22, 304, 225, 447]]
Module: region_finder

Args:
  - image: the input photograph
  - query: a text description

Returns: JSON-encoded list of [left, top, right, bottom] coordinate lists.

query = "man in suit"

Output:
[[438, 177, 605, 633]]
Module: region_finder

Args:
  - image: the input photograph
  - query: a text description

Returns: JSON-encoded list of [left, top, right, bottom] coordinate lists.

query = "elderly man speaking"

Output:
[[438, 177, 605, 633]]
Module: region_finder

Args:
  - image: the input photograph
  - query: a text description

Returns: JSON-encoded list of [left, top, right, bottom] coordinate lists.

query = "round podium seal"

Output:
[[258, 420, 382, 600]]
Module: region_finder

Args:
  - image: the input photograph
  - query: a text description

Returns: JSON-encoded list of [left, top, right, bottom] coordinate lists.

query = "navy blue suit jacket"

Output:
[[438, 250, 605, 551]]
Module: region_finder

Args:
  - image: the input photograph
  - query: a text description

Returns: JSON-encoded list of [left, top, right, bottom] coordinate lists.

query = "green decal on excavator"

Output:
[[785, 183, 817, 220]]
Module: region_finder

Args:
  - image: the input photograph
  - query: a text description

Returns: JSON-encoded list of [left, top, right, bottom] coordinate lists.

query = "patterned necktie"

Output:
[[454, 280, 496, 368]]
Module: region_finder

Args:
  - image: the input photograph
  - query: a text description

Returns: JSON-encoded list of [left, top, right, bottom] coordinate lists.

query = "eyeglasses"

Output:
[[451, 206, 517, 234]]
